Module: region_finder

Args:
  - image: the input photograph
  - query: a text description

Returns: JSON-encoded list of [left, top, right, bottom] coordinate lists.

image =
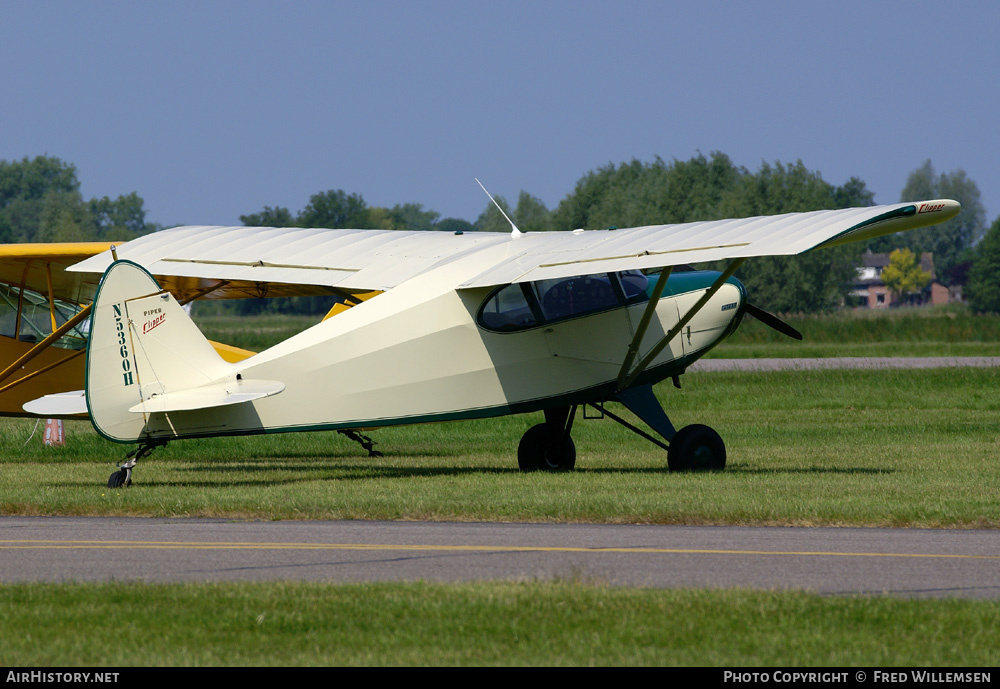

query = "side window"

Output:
[[533, 275, 618, 320], [478, 283, 538, 331], [618, 270, 650, 303], [477, 270, 653, 332], [0, 283, 88, 349]]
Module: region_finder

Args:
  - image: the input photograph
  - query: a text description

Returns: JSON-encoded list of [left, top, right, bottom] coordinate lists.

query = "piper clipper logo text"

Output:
[[143, 307, 165, 334], [113, 303, 134, 387]]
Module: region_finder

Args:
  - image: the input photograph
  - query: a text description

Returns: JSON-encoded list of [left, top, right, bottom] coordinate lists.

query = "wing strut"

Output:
[[616, 267, 672, 390], [177, 280, 231, 306], [616, 258, 746, 392], [0, 349, 85, 396]]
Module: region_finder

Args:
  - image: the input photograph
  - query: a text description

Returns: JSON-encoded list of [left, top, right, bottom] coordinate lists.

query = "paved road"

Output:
[[691, 357, 1000, 371], [2, 517, 998, 598]]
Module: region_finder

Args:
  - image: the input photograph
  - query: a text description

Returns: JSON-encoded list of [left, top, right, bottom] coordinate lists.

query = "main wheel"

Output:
[[668, 424, 726, 471], [517, 423, 576, 472]]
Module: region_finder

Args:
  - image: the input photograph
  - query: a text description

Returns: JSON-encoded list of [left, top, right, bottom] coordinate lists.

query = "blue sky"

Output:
[[2, 0, 997, 228]]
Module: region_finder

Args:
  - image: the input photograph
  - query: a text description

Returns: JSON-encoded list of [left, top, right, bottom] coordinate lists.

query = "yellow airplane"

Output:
[[17, 198, 958, 488]]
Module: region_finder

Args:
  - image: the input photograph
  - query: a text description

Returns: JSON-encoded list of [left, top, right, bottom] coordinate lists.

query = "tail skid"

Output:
[[86, 260, 282, 443]]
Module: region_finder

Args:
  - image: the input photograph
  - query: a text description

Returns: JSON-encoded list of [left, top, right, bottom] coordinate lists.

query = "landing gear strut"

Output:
[[606, 384, 726, 471], [517, 405, 576, 471], [107, 441, 164, 488], [516, 385, 726, 472]]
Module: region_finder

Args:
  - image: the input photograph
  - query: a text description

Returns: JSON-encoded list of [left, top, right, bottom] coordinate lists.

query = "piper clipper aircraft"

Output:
[[20, 198, 960, 487]]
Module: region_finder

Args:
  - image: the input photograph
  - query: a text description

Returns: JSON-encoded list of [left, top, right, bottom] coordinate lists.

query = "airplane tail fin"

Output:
[[86, 260, 235, 443]]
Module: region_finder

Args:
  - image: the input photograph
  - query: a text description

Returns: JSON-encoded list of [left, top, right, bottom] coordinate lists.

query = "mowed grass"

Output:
[[1, 367, 997, 527], [715, 304, 1000, 358], [2, 582, 998, 666]]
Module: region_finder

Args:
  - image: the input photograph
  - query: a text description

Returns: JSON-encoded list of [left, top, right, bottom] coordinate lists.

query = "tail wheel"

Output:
[[518, 423, 576, 472], [668, 424, 726, 471], [107, 467, 132, 488]]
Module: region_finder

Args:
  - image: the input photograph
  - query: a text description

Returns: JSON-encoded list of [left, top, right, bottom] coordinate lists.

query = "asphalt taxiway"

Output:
[[2, 517, 997, 598]]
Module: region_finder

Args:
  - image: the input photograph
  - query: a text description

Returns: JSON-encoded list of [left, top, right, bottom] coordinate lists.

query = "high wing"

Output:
[[66, 200, 960, 293], [68, 225, 510, 297], [461, 200, 961, 287]]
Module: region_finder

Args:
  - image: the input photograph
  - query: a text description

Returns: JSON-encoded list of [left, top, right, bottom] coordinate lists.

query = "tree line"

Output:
[[0, 156, 159, 243], [3, 153, 998, 313]]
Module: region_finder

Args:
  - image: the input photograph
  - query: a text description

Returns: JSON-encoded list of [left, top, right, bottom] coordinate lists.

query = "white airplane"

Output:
[[25, 198, 960, 487]]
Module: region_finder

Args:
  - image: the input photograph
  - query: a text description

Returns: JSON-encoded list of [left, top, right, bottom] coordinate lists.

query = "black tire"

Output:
[[517, 423, 576, 472], [107, 468, 132, 488], [668, 424, 726, 471]]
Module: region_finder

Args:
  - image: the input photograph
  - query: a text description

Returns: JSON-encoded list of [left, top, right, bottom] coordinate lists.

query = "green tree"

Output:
[[435, 217, 474, 234], [89, 192, 158, 240], [365, 206, 400, 230], [0, 156, 81, 242], [240, 205, 295, 227], [834, 176, 875, 208], [387, 203, 440, 231], [550, 152, 742, 231], [298, 190, 370, 229], [36, 190, 97, 242], [0, 156, 155, 243], [513, 191, 550, 232], [880, 248, 932, 304], [0, 155, 79, 207], [966, 216, 1000, 313], [474, 194, 514, 233]]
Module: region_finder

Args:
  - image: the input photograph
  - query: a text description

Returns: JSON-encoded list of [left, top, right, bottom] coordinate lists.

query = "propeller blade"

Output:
[[745, 303, 803, 340]]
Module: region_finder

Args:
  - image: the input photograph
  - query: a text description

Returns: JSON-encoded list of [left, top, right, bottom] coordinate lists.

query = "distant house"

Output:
[[850, 250, 958, 308]]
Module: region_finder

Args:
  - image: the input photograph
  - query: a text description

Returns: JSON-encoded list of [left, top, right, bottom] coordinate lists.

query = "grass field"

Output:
[[2, 582, 998, 666], [1, 367, 996, 527]]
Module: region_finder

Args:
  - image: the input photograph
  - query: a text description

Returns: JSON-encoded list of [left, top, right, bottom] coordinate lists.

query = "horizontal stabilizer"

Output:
[[22, 390, 88, 417], [128, 378, 284, 414]]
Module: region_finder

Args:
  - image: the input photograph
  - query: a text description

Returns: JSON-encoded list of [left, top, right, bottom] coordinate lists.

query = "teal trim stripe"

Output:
[[809, 205, 916, 251]]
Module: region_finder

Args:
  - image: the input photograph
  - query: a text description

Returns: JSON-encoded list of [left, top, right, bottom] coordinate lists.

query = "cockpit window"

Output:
[[478, 283, 538, 331], [478, 271, 652, 333], [618, 270, 649, 303], [532, 275, 618, 320]]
